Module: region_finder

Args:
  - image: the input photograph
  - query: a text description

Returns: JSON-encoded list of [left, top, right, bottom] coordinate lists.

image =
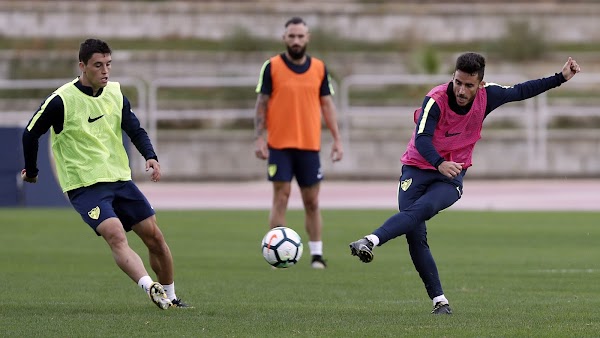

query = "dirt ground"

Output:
[[137, 179, 599, 211]]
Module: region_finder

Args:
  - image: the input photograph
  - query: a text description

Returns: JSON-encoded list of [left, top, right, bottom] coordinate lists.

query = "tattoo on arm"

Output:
[[254, 94, 269, 138]]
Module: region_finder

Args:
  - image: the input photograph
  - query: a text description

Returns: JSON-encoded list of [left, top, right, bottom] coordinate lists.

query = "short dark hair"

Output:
[[285, 17, 306, 28], [79, 38, 111, 64], [455, 52, 486, 80]]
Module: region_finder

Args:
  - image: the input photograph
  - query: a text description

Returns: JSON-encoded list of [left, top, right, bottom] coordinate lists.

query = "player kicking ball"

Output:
[[350, 53, 580, 315], [21, 38, 190, 310]]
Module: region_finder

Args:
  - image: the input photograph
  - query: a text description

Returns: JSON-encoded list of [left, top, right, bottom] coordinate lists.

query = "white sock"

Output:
[[137, 275, 154, 294], [432, 295, 449, 305], [365, 234, 380, 247], [308, 241, 323, 256], [163, 282, 177, 301]]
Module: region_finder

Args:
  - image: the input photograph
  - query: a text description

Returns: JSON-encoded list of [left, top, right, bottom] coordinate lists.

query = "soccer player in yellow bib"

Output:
[[21, 38, 189, 309]]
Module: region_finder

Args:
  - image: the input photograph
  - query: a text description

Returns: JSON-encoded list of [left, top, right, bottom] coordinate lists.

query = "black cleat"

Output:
[[349, 238, 374, 263], [171, 298, 193, 308], [311, 255, 327, 269], [431, 302, 452, 315]]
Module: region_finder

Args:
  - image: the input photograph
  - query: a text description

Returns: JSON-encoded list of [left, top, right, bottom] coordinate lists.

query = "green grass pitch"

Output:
[[1, 208, 599, 337]]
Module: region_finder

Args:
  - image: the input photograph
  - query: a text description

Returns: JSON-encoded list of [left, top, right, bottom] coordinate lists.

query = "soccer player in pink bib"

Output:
[[349, 52, 580, 314]]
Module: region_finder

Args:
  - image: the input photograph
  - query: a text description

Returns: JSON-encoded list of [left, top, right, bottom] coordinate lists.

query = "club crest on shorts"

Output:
[[401, 178, 412, 191], [268, 164, 277, 177], [88, 206, 100, 220]]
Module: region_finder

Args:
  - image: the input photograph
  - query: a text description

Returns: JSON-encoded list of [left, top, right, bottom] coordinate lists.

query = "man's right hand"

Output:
[[254, 137, 268, 160], [21, 169, 38, 183], [438, 161, 464, 179]]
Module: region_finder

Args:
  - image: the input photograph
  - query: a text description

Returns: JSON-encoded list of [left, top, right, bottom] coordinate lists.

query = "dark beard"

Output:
[[287, 45, 306, 60]]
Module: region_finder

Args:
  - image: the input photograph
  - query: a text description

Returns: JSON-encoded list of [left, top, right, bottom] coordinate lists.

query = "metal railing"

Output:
[[536, 73, 600, 171], [147, 76, 258, 147], [339, 74, 539, 168], [0, 77, 147, 127], [0, 77, 148, 170], [2, 74, 599, 176]]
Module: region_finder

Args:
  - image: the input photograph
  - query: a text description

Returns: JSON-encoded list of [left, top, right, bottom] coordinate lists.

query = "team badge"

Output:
[[268, 164, 277, 177], [400, 178, 412, 191], [88, 206, 100, 220]]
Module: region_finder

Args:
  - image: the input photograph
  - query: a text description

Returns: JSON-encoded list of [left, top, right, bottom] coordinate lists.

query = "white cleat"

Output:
[[149, 282, 172, 310]]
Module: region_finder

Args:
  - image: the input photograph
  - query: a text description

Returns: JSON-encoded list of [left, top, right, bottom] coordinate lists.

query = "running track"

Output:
[[137, 179, 599, 211]]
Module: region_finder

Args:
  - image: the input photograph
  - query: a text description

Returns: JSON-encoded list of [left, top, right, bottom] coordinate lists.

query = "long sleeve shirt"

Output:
[[22, 79, 156, 178], [414, 72, 566, 168]]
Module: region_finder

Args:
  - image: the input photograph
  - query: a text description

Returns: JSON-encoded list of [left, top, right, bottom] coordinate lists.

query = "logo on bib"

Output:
[[88, 206, 100, 220], [88, 115, 105, 123], [444, 131, 461, 137]]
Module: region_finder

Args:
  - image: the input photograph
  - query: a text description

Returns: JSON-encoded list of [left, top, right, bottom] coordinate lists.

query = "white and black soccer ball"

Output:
[[261, 226, 303, 268]]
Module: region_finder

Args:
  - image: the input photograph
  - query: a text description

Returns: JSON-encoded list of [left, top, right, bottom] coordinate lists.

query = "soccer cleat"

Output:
[[349, 238, 374, 263], [149, 282, 172, 310], [311, 255, 327, 269], [431, 302, 452, 315], [171, 298, 193, 308]]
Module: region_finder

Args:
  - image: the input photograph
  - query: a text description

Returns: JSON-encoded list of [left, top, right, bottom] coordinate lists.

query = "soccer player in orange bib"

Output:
[[254, 17, 344, 269]]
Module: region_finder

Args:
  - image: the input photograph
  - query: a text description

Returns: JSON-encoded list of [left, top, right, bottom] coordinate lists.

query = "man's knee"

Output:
[[134, 217, 168, 251], [303, 197, 319, 213], [146, 230, 169, 254], [273, 182, 291, 203], [98, 218, 128, 247], [406, 224, 429, 245], [414, 201, 438, 221]]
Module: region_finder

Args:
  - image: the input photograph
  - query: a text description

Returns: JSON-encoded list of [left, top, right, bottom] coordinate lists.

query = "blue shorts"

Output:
[[398, 165, 466, 212], [67, 181, 155, 236], [267, 148, 322, 187]]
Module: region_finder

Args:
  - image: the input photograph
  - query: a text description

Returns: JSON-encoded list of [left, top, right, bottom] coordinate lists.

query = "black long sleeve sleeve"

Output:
[[485, 72, 566, 115], [414, 98, 445, 168], [414, 73, 567, 167], [121, 96, 158, 162], [22, 94, 64, 178]]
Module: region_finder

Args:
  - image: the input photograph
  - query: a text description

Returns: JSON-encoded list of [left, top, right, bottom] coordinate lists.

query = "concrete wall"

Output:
[[2, 1, 599, 180], [0, 1, 599, 43], [144, 129, 600, 182]]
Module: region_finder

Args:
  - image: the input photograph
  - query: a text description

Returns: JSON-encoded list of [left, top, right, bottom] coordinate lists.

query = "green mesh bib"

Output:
[[51, 78, 131, 192]]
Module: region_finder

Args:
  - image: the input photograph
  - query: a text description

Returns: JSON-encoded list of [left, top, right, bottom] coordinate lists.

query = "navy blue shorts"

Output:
[[267, 147, 322, 187], [397, 165, 466, 212], [67, 181, 155, 236]]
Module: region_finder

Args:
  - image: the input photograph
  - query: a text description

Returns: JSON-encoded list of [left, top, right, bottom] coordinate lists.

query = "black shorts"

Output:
[[267, 147, 323, 187], [67, 181, 155, 236]]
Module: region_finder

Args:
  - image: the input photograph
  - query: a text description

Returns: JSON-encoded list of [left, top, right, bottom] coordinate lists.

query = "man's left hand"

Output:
[[146, 159, 161, 182]]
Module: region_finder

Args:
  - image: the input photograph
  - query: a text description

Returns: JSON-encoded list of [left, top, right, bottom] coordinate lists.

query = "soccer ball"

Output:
[[261, 226, 303, 268]]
